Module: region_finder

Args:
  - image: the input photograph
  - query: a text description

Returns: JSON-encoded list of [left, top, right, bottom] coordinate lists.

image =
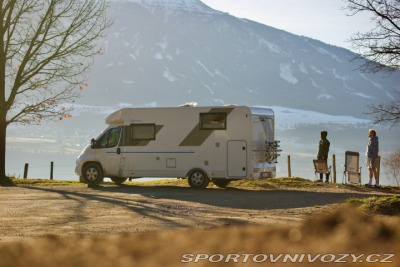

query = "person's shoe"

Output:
[[365, 183, 372, 187], [325, 180, 329, 183], [374, 184, 380, 188]]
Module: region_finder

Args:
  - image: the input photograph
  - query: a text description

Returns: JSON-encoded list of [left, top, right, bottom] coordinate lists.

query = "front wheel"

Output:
[[187, 169, 209, 189], [82, 163, 103, 184]]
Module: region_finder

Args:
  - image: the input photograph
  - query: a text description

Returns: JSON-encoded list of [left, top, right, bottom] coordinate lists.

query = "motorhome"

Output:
[[75, 105, 281, 189]]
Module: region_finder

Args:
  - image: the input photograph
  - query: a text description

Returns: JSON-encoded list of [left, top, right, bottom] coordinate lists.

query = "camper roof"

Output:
[[105, 109, 124, 125], [250, 106, 274, 117], [105, 106, 274, 125]]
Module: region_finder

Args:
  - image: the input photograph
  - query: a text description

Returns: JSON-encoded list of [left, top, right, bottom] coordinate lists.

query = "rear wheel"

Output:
[[82, 163, 103, 184], [187, 169, 209, 189], [212, 179, 231, 188], [111, 177, 128, 184]]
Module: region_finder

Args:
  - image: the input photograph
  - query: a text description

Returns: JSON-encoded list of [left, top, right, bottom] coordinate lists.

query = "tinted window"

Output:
[[200, 113, 226, 130], [130, 124, 156, 140]]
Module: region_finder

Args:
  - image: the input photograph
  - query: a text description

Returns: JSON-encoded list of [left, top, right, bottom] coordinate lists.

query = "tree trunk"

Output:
[[0, 114, 7, 179], [0, 116, 14, 186]]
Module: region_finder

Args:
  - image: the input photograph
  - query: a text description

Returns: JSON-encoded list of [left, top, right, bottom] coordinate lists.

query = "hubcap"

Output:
[[190, 172, 204, 186], [86, 167, 98, 182]]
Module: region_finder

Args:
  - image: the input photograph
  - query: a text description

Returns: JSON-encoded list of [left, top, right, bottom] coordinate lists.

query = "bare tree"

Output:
[[366, 96, 400, 125], [344, 0, 400, 125], [0, 0, 111, 180], [384, 150, 400, 185], [345, 0, 400, 73]]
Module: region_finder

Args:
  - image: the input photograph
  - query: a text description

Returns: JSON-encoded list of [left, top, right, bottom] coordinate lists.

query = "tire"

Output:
[[187, 169, 209, 189], [82, 163, 103, 184], [111, 177, 128, 184], [212, 179, 231, 188]]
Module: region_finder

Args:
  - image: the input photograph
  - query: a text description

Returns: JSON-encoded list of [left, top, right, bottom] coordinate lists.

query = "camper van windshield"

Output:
[[97, 127, 122, 148]]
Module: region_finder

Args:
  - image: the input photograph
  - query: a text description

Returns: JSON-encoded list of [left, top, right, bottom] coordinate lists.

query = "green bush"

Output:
[[347, 196, 400, 215]]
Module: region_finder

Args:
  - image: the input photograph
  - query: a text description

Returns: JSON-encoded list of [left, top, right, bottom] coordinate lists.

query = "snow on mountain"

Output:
[[268, 106, 370, 130], [81, 0, 400, 120], [123, 0, 220, 16]]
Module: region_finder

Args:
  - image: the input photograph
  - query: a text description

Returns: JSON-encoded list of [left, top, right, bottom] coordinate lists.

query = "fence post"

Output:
[[23, 163, 29, 179], [377, 156, 381, 181], [50, 161, 54, 180], [287, 155, 291, 178], [332, 154, 336, 183]]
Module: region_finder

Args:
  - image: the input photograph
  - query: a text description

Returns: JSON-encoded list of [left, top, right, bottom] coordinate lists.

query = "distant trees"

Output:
[[0, 0, 111, 180], [344, 0, 400, 126]]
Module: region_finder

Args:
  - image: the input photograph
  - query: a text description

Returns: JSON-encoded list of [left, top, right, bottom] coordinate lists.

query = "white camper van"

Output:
[[75, 105, 281, 189]]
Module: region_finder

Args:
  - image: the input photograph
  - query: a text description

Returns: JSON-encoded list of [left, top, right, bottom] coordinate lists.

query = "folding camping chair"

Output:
[[343, 151, 362, 184], [313, 159, 331, 182]]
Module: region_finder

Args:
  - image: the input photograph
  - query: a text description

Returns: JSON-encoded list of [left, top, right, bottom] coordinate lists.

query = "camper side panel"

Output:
[[117, 107, 253, 179]]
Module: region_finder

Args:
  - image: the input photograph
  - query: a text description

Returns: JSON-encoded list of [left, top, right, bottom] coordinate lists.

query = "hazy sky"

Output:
[[201, 0, 374, 51]]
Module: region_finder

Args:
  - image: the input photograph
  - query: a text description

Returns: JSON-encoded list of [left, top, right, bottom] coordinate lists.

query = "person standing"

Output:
[[317, 131, 330, 182], [366, 129, 380, 187]]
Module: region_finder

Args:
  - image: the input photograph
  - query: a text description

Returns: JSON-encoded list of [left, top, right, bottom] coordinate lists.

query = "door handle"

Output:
[[117, 148, 121, 155]]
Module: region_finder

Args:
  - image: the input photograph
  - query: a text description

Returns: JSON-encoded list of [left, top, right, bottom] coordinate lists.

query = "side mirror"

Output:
[[91, 138, 97, 149]]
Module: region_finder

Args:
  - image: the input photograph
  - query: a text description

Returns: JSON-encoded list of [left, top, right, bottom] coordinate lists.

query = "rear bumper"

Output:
[[250, 165, 276, 179]]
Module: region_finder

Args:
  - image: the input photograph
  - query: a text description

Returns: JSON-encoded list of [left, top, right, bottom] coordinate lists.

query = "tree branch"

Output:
[[1, 0, 111, 125]]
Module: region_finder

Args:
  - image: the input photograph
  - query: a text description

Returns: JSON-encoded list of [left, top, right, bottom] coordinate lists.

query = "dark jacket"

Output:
[[318, 137, 330, 160]]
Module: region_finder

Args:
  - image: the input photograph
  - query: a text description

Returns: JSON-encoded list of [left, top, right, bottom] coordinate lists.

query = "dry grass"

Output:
[[10, 178, 82, 186], [7, 176, 400, 193], [0, 205, 399, 267], [2, 177, 400, 266]]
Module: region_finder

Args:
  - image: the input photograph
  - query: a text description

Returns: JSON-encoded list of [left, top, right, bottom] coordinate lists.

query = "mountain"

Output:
[[6, 0, 400, 183], [76, 0, 400, 118]]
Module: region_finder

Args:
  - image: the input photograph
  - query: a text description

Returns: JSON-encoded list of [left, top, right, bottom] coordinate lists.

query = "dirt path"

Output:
[[0, 183, 388, 242]]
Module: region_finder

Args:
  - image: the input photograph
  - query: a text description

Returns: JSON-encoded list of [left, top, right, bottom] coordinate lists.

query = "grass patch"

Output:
[[127, 177, 325, 189], [261, 177, 323, 188], [346, 196, 400, 215], [6, 177, 188, 187], [7, 177, 398, 195], [232, 177, 325, 189], [4, 177, 328, 189], [9, 177, 82, 186]]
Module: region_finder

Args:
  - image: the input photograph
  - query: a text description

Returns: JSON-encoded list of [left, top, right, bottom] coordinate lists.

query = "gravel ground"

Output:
[[0, 183, 393, 241], [0, 183, 399, 266]]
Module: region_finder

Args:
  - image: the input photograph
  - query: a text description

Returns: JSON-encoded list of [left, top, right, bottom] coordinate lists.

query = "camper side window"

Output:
[[130, 124, 156, 140], [200, 113, 226, 130]]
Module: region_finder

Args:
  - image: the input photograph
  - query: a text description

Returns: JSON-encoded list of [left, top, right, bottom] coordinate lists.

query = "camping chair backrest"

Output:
[[344, 151, 361, 184]]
